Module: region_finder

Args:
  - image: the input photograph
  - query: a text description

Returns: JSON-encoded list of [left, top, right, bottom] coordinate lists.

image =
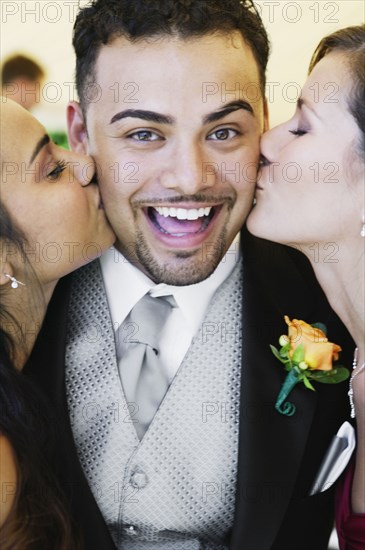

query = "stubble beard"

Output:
[[134, 227, 228, 286]]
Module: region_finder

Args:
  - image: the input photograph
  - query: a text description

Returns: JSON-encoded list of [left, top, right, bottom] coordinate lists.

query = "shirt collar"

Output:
[[100, 234, 241, 335]]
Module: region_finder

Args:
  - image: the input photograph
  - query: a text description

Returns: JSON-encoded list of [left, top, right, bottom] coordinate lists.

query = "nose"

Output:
[[67, 151, 96, 187], [260, 123, 288, 164], [161, 140, 216, 195]]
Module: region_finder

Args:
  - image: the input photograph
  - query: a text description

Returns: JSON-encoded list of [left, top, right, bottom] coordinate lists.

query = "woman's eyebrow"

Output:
[[297, 97, 321, 120], [28, 134, 50, 167]]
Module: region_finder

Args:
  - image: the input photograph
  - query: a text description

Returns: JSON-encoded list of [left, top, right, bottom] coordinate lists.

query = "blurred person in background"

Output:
[[1, 54, 45, 111]]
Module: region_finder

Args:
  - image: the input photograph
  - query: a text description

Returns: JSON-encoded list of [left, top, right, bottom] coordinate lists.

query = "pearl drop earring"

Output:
[[4, 273, 26, 289]]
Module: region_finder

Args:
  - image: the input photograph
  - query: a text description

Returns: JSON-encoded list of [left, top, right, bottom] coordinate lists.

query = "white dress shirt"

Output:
[[100, 235, 241, 382]]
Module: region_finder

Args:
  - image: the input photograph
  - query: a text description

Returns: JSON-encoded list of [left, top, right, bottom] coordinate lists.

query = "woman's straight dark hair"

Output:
[[0, 202, 78, 549]]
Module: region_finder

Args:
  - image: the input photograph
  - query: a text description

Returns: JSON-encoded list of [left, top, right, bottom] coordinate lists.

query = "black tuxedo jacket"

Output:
[[25, 229, 354, 550]]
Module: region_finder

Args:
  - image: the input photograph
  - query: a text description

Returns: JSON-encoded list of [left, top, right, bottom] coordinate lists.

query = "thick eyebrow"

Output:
[[110, 109, 175, 125], [110, 99, 254, 127], [203, 100, 254, 125], [28, 134, 50, 167]]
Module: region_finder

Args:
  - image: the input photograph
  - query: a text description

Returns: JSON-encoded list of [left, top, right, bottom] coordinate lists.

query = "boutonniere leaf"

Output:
[[272, 316, 350, 416]]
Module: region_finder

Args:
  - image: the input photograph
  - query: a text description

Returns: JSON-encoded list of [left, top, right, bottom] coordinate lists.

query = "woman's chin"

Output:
[[246, 210, 272, 241]]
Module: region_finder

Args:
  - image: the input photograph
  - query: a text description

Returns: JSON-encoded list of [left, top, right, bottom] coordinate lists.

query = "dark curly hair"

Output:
[[73, 0, 270, 111]]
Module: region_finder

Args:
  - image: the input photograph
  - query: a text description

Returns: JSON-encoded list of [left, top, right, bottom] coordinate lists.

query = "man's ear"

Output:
[[67, 101, 88, 154], [263, 97, 269, 132]]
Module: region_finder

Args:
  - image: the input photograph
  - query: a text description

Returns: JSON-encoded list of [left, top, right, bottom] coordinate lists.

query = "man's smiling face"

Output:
[[69, 32, 265, 285]]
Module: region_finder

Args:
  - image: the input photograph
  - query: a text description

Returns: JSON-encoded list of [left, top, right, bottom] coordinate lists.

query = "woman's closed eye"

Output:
[[46, 159, 68, 180], [289, 128, 307, 137]]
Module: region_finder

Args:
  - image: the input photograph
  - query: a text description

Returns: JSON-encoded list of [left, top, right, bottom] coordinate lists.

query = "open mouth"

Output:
[[146, 205, 219, 237]]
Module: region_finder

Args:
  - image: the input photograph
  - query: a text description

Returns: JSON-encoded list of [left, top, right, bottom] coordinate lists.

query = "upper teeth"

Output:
[[154, 206, 211, 220]]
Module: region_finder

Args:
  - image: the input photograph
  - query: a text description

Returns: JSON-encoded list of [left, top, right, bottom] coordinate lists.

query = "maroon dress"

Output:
[[336, 459, 365, 549]]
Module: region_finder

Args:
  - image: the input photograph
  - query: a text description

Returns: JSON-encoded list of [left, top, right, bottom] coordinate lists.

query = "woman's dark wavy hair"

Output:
[[309, 24, 365, 154], [73, 0, 270, 112], [0, 202, 77, 549]]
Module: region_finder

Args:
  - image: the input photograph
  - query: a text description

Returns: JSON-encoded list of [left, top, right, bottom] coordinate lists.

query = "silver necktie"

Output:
[[117, 293, 174, 439]]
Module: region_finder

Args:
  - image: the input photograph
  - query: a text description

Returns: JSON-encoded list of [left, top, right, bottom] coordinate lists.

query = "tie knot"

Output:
[[124, 293, 174, 353]]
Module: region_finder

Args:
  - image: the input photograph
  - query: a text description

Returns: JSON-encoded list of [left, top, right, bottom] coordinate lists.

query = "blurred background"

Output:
[[1, 0, 364, 138]]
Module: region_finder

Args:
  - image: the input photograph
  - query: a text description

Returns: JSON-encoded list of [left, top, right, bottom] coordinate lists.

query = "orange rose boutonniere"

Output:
[[271, 316, 349, 416]]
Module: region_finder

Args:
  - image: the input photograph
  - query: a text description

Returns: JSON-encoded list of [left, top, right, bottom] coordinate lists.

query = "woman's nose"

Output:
[[260, 127, 280, 164], [261, 120, 294, 164]]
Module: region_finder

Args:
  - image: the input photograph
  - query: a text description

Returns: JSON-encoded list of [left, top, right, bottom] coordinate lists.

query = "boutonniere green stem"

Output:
[[272, 316, 350, 416]]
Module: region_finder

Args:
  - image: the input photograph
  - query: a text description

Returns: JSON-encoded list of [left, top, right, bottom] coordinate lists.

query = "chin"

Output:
[[139, 252, 222, 286], [246, 210, 269, 239]]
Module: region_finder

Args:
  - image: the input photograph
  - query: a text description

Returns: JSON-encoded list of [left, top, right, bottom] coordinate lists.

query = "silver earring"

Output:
[[4, 273, 26, 289], [361, 214, 365, 237]]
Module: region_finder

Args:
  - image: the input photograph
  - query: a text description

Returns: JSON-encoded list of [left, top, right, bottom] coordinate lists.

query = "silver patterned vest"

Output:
[[65, 260, 243, 550]]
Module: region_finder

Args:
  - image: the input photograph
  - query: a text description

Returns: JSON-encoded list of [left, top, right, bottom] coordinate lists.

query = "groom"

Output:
[[27, 1, 353, 549]]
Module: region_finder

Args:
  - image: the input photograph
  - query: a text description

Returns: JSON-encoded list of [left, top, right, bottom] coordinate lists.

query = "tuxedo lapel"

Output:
[[231, 231, 321, 549]]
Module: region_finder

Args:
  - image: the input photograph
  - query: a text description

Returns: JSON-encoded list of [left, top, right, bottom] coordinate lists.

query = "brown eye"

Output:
[[207, 128, 239, 141], [127, 130, 162, 141], [215, 129, 229, 140]]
